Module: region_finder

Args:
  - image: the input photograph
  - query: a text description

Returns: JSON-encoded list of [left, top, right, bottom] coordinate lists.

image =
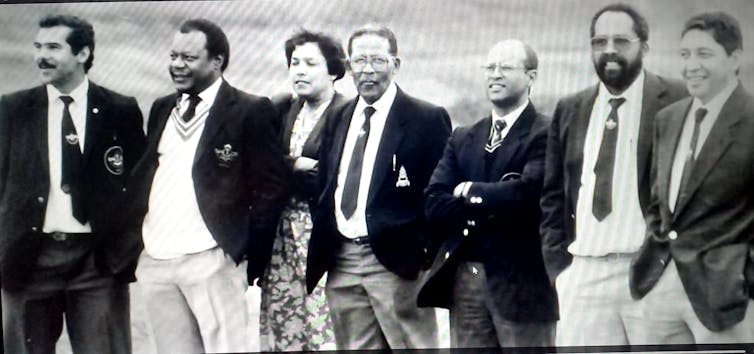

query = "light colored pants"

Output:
[[555, 254, 644, 346], [325, 241, 438, 350], [450, 262, 555, 348], [134, 247, 249, 353], [631, 260, 754, 344]]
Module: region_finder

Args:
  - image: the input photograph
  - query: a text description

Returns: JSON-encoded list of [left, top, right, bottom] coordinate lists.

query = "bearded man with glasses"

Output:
[[306, 24, 451, 350], [539, 3, 687, 346]]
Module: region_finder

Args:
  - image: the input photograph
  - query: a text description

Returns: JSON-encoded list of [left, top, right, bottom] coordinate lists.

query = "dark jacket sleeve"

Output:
[[424, 127, 466, 222], [0, 96, 8, 201]]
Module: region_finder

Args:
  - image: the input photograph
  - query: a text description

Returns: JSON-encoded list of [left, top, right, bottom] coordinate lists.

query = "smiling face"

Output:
[[484, 40, 535, 110], [288, 42, 336, 102], [169, 30, 222, 94], [680, 29, 740, 104], [591, 11, 646, 93], [348, 33, 400, 104], [33, 25, 89, 92]]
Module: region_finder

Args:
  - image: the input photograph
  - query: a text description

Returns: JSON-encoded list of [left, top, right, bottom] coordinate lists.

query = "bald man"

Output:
[[418, 39, 557, 348]]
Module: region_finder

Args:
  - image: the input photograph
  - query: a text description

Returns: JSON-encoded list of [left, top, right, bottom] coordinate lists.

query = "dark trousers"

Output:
[[450, 262, 555, 348], [2, 235, 131, 354]]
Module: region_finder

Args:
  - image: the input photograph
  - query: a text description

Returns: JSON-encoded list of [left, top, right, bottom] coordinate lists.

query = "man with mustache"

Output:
[[539, 3, 687, 346], [124, 19, 288, 353], [0, 14, 145, 353], [418, 39, 557, 348], [307, 24, 451, 350], [630, 11, 754, 344]]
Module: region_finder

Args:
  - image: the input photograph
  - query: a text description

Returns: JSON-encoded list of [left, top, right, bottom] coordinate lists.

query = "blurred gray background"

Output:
[[1, 0, 753, 352]]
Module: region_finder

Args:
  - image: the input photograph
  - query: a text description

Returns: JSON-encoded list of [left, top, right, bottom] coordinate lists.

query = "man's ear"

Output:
[[76, 46, 91, 65]]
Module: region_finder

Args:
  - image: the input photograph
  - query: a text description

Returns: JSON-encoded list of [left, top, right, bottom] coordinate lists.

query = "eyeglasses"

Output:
[[349, 56, 392, 71], [481, 63, 528, 75], [590, 36, 641, 51]]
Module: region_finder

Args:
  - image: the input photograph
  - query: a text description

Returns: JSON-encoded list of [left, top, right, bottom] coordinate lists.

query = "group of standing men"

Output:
[[0, 2, 753, 354]]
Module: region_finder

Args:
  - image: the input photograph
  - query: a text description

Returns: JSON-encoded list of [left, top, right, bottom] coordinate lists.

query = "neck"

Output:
[[492, 95, 528, 117], [54, 71, 85, 94], [305, 86, 334, 109]]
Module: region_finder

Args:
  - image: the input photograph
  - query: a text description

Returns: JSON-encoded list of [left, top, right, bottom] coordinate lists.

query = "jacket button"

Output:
[[37, 196, 45, 203], [463, 228, 469, 236], [467, 220, 475, 226], [121, 187, 127, 192], [668, 230, 678, 240], [31, 226, 38, 232], [444, 252, 450, 260], [659, 259, 666, 266], [570, 213, 575, 219]]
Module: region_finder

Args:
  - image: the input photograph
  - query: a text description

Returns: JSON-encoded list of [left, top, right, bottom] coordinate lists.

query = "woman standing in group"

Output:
[[259, 30, 347, 352]]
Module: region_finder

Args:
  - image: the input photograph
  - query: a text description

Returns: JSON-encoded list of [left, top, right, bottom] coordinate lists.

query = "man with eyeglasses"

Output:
[[539, 3, 687, 346], [630, 12, 754, 344], [307, 24, 451, 350], [418, 39, 557, 348]]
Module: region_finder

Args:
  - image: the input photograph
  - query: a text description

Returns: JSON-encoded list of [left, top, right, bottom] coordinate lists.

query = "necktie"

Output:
[[181, 94, 201, 122], [674, 108, 708, 212], [60, 95, 87, 223], [341, 106, 375, 219], [485, 119, 507, 153], [592, 97, 626, 221]]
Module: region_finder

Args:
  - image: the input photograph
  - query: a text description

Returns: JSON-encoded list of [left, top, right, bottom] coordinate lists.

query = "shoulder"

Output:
[[398, 90, 448, 116], [656, 96, 692, 123], [90, 83, 138, 107], [1, 85, 45, 108], [648, 73, 688, 100], [555, 85, 597, 110]]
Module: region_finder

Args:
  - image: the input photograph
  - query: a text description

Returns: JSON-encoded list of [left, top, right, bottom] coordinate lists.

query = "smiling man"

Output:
[[0, 14, 145, 354], [418, 39, 557, 348], [630, 11, 754, 344], [307, 24, 451, 350], [124, 18, 288, 353], [539, 3, 687, 346]]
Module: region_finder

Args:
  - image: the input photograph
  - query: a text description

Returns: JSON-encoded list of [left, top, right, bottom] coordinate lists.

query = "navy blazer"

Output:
[[418, 102, 557, 323], [306, 87, 452, 293], [0, 83, 145, 290], [539, 72, 687, 283], [631, 84, 754, 331], [125, 80, 290, 284]]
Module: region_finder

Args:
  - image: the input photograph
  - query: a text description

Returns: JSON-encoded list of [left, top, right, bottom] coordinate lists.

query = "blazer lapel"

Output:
[[463, 117, 490, 182], [29, 87, 50, 179], [194, 80, 235, 165], [674, 85, 746, 218], [567, 86, 598, 211], [83, 83, 107, 164], [487, 103, 535, 180], [637, 73, 667, 188], [281, 98, 304, 154], [302, 93, 345, 158], [657, 98, 691, 218], [367, 90, 407, 205], [324, 99, 357, 191]]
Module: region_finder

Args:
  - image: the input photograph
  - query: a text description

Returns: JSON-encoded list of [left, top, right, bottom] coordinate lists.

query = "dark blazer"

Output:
[[126, 80, 290, 284], [417, 103, 558, 323], [275, 92, 348, 202], [306, 87, 452, 293], [0, 83, 145, 291], [630, 84, 754, 331], [540, 72, 687, 283]]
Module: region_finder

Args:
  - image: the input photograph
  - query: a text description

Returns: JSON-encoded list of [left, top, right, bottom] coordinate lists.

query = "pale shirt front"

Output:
[[43, 78, 92, 233], [668, 79, 738, 212], [489, 99, 528, 142], [289, 97, 332, 156], [142, 77, 223, 259], [571, 71, 646, 257], [334, 82, 397, 238]]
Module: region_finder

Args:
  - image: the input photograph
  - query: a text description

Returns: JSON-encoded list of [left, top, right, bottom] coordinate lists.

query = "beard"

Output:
[[594, 52, 643, 92]]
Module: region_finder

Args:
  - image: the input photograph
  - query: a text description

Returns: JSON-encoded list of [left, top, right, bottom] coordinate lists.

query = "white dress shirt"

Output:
[[142, 77, 223, 259], [334, 82, 397, 238], [668, 79, 738, 212], [571, 71, 646, 256], [43, 78, 92, 233]]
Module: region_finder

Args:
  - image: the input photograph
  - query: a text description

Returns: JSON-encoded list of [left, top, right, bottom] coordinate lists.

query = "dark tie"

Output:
[[341, 106, 375, 219], [485, 119, 507, 153], [60, 96, 87, 223], [592, 97, 626, 221], [181, 94, 201, 122], [674, 108, 708, 212]]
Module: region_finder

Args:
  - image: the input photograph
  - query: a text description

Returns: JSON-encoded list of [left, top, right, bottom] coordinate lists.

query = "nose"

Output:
[[170, 56, 186, 69], [683, 53, 702, 73], [603, 39, 618, 54], [361, 61, 377, 74]]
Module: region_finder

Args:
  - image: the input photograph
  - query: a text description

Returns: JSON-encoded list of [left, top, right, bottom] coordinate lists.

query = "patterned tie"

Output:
[[592, 97, 626, 221], [341, 106, 375, 219], [674, 107, 708, 212], [60, 95, 87, 223], [181, 94, 201, 122], [485, 119, 507, 153]]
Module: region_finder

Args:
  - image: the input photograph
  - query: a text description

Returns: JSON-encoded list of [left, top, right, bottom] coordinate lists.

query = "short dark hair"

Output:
[[39, 14, 95, 72], [347, 24, 398, 56], [682, 12, 742, 55], [590, 3, 649, 42], [522, 42, 538, 70], [179, 19, 230, 72], [285, 30, 346, 81]]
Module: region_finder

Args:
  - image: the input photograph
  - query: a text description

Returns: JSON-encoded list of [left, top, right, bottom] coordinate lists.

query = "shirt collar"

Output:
[[355, 81, 398, 116], [47, 77, 89, 104], [180, 76, 223, 108], [491, 99, 529, 128], [691, 78, 738, 114], [596, 70, 645, 107]]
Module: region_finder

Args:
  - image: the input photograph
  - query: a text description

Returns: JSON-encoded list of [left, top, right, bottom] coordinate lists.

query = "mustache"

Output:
[[598, 53, 627, 69], [37, 59, 55, 69]]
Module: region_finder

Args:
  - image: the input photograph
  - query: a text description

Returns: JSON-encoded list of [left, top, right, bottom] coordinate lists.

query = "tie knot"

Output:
[[60, 95, 74, 106], [493, 119, 507, 132], [695, 107, 708, 123], [363, 106, 376, 119], [187, 94, 201, 106], [608, 97, 626, 109]]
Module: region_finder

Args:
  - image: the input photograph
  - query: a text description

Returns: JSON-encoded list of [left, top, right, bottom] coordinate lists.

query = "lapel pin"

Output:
[[65, 133, 79, 145], [605, 119, 617, 130], [396, 165, 410, 187]]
